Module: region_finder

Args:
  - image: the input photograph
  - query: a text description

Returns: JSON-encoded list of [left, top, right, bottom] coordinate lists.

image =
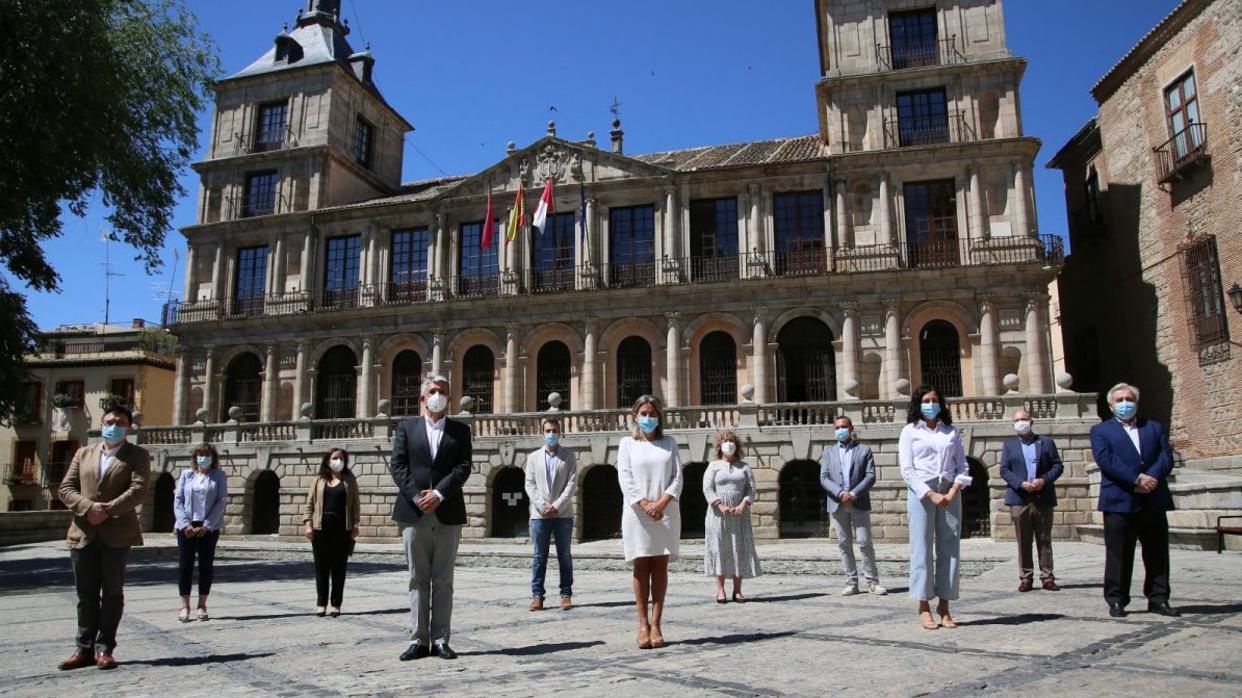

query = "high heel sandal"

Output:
[[938, 611, 957, 629], [637, 626, 652, 650], [197, 608, 209, 622], [315, 606, 327, 617], [716, 593, 727, 604], [649, 626, 665, 648], [732, 592, 746, 603], [919, 611, 939, 630], [178, 608, 191, 623]]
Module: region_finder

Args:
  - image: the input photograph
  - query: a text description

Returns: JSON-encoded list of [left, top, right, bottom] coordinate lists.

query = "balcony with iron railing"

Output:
[[162, 235, 1063, 326], [228, 125, 298, 156], [876, 36, 964, 71], [883, 109, 976, 149], [224, 191, 291, 220], [1154, 122, 1208, 185]]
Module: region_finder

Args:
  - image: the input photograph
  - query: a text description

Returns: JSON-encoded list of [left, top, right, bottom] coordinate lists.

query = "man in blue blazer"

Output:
[[999, 409, 1064, 592], [1089, 383, 1178, 618], [819, 416, 885, 596]]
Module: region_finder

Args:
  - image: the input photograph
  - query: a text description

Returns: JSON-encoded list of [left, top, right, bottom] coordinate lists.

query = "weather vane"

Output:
[[610, 97, 622, 120]]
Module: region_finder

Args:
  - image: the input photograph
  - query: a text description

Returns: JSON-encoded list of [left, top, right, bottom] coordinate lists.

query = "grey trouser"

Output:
[[830, 508, 879, 586], [401, 512, 462, 645]]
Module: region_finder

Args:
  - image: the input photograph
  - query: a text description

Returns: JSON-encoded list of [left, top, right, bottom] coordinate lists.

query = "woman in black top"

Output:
[[302, 448, 361, 616]]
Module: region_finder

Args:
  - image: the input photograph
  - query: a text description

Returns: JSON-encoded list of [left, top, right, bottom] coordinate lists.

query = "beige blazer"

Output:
[[58, 441, 151, 549], [524, 446, 577, 519], [302, 472, 361, 530]]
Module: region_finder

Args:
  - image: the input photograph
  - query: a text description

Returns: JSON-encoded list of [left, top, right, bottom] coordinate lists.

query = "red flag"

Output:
[[481, 188, 495, 250]]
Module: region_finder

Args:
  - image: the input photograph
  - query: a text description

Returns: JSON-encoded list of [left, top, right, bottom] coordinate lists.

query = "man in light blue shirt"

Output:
[[523, 418, 577, 611], [999, 410, 1064, 592], [819, 416, 885, 596]]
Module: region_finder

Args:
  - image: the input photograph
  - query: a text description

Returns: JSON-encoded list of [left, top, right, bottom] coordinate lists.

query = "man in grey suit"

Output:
[[523, 417, 578, 611], [820, 416, 886, 596], [389, 374, 472, 661]]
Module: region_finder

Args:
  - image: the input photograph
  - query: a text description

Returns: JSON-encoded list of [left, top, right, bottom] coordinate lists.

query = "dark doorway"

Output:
[[462, 345, 495, 414], [616, 336, 652, 407], [777, 317, 836, 402], [779, 460, 827, 538], [316, 346, 357, 419], [963, 459, 991, 539], [251, 470, 281, 535], [536, 341, 572, 411], [152, 472, 175, 533], [680, 462, 707, 539], [920, 320, 963, 398], [223, 353, 262, 422], [490, 467, 529, 538], [391, 350, 422, 417], [699, 331, 737, 405], [581, 465, 622, 541]]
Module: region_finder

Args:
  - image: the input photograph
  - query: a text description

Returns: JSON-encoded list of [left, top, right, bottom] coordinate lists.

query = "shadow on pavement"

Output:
[[955, 613, 1064, 626], [670, 631, 797, 647], [1055, 583, 1103, 590], [1177, 602, 1242, 615], [123, 652, 276, 667], [745, 592, 828, 603], [569, 600, 635, 609], [459, 640, 605, 656]]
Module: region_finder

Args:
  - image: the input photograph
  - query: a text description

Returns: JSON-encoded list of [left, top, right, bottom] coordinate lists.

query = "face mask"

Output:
[[637, 416, 659, 434], [721, 441, 737, 456], [834, 427, 851, 442], [329, 458, 345, 472], [919, 402, 941, 420], [1013, 420, 1032, 435], [101, 424, 126, 445], [1114, 400, 1137, 420], [425, 392, 449, 414], [195, 456, 212, 469], [544, 433, 559, 447]]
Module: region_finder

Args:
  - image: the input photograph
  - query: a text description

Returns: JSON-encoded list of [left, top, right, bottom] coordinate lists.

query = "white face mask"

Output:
[[1013, 420, 1032, 435], [721, 441, 737, 456], [328, 458, 345, 472], [425, 392, 449, 414]]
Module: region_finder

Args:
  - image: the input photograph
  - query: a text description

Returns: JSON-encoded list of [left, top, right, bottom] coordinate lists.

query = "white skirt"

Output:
[[621, 501, 681, 563]]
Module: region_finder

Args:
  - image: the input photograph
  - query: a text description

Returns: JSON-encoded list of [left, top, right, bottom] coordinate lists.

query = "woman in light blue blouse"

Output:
[[173, 443, 228, 622]]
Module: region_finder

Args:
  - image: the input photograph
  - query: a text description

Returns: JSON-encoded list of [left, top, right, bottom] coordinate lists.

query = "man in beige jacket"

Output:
[[524, 417, 577, 610], [56, 405, 150, 671]]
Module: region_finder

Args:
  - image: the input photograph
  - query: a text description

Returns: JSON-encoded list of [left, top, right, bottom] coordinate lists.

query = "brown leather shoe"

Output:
[[58, 650, 94, 671], [529, 597, 544, 611], [560, 597, 572, 610], [1042, 580, 1061, 591], [1018, 579, 1034, 592], [96, 652, 117, 670]]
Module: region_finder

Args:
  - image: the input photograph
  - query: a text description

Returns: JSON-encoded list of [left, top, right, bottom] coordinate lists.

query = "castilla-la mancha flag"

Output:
[[531, 178, 554, 234]]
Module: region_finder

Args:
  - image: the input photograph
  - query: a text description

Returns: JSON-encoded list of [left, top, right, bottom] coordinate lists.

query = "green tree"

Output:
[[0, 0, 218, 421]]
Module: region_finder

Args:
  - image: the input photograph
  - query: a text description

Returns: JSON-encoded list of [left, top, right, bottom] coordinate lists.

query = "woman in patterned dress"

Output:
[[702, 430, 761, 602]]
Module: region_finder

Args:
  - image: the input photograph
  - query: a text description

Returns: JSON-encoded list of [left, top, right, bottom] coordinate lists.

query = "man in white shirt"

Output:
[[523, 417, 578, 610]]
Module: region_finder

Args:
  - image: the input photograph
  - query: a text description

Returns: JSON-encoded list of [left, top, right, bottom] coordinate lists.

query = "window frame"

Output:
[[243, 170, 279, 217], [353, 114, 375, 168], [253, 101, 288, 152]]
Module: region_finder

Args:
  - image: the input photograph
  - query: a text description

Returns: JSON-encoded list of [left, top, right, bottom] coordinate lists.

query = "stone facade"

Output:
[[1050, 0, 1242, 471]]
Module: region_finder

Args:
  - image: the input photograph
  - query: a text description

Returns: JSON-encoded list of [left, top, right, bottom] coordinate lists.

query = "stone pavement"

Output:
[[0, 537, 1239, 697]]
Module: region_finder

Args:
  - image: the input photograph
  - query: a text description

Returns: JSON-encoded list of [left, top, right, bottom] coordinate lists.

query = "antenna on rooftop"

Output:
[[100, 231, 125, 326]]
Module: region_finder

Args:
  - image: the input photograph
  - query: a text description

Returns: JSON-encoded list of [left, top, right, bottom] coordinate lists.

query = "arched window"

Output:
[[316, 346, 357, 419], [581, 465, 622, 541], [462, 345, 495, 414], [680, 462, 708, 539], [251, 470, 280, 535], [223, 353, 262, 422], [779, 460, 827, 538], [963, 458, 991, 539], [391, 350, 423, 416], [776, 317, 836, 402], [615, 336, 652, 408], [536, 341, 572, 411], [152, 472, 175, 533], [920, 320, 963, 398], [489, 467, 530, 537], [699, 331, 737, 405]]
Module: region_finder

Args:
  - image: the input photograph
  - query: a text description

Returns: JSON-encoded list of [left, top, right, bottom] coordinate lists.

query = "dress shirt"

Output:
[[1021, 438, 1039, 482], [424, 415, 446, 501], [898, 420, 972, 498], [838, 442, 855, 489], [544, 448, 557, 491], [1118, 418, 1141, 454], [189, 471, 210, 522], [99, 444, 121, 481]]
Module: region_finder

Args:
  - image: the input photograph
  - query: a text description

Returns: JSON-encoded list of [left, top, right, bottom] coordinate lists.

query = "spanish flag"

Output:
[[506, 182, 524, 244]]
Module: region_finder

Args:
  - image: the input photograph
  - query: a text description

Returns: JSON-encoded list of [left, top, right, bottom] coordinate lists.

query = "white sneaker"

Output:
[[869, 583, 888, 596], [841, 584, 860, 596]]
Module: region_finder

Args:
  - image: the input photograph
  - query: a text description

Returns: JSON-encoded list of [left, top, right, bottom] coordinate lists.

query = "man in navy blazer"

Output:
[[819, 416, 886, 596], [999, 409, 1064, 592], [388, 374, 473, 660], [1089, 382, 1178, 618]]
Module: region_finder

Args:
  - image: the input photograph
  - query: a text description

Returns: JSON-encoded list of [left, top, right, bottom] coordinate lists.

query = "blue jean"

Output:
[[530, 517, 574, 599], [907, 479, 962, 601]]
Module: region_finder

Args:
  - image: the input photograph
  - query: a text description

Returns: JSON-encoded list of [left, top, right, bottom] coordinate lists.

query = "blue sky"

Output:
[[17, 0, 1181, 330]]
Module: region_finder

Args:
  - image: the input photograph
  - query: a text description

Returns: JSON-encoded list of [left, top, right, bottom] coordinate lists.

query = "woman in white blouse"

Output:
[[899, 385, 971, 630], [617, 395, 684, 650]]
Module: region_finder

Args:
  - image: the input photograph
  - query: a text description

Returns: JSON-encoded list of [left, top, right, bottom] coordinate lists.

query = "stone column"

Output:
[[883, 304, 903, 400], [1012, 162, 1030, 237], [835, 179, 852, 249], [182, 245, 196, 302], [665, 312, 681, 407], [357, 336, 374, 418], [584, 198, 597, 266], [970, 166, 988, 241], [751, 308, 768, 404], [202, 346, 217, 422], [979, 298, 1000, 396], [581, 319, 597, 411], [172, 351, 189, 424], [428, 214, 441, 280], [210, 242, 224, 300], [1025, 295, 1050, 394], [431, 331, 444, 376], [260, 343, 279, 421], [664, 187, 680, 262], [841, 305, 859, 400], [368, 228, 381, 290], [292, 340, 308, 419], [273, 235, 286, 295], [877, 173, 893, 247], [300, 232, 313, 294], [747, 184, 764, 255], [504, 325, 520, 413]]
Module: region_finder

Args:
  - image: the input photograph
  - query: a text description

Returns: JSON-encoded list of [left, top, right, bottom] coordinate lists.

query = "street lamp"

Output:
[[1229, 283, 1242, 314]]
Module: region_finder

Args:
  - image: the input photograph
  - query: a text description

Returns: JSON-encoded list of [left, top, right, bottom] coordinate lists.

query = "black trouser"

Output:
[[312, 515, 349, 607], [70, 540, 129, 654], [177, 527, 220, 597], [1103, 508, 1171, 607]]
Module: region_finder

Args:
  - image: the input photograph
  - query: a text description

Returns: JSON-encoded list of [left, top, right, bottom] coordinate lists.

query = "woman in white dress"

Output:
[[702, 430, 761, 603], [617, 395, 683, 650]]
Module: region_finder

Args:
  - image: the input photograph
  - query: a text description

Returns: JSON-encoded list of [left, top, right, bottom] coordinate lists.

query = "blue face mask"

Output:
[[101, 424, 127, 445], [920, 402, 941, 420], [195, 456, 212, 468], [835, 427, 851, 442], [637, 416, 659, 434], [1114, 400, 1137, 420], [544, 433, 559, 447]]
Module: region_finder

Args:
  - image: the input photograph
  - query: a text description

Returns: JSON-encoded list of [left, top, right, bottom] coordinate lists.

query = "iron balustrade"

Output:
[[774, 247, 829, 277], [317, 286, 361, 311], [228, 296, 266, 318], [529, 267, 576, 294], [876, 36, 964, 71], [883, 109, 976, 149], [224, 191, 290, 219], [604, 261, 656, 289], [379, 280, 429, 305], [1154, 122, 1208, 184], [454, 274, 500, 299]]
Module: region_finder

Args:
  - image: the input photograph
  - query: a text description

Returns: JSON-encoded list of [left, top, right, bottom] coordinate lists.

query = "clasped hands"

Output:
[[714, 501, 747, 517], [85, 502, 110, 526], [839, 491, 857, 506], [1020, 478, 1047, 493], [1135, 473, 1158, 494], [927, 489, 958, 509], [415, 489, 441, 513], [639, 498, 669, 521]]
